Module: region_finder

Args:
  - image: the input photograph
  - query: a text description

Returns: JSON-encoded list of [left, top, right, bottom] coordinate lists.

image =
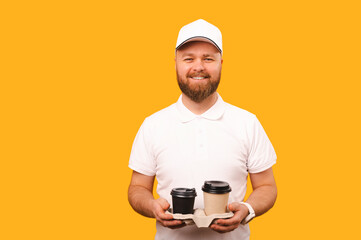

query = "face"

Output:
[[175, 41, 223, 103]]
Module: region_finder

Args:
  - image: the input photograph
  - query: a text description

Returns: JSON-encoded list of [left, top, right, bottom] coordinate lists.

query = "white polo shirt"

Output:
[[129, 94, 276, 240]]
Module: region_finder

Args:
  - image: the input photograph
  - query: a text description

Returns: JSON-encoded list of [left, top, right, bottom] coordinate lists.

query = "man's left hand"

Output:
[[210, 202, 249, 233]]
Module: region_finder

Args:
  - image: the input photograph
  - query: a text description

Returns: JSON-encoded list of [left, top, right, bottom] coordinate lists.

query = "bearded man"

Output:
[[128, 19, 277, 240]]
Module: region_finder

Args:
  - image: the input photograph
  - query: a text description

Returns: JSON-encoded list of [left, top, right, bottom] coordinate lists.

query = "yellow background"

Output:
[[1, 0, 360, 239]]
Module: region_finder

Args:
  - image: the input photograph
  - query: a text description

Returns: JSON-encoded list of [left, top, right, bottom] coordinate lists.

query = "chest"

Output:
[[152, 120, 249, 184]]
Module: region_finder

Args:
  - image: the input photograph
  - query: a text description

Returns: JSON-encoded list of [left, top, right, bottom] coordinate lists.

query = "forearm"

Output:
[[128, 185, 156, 218], [245, 184, 277, 217]]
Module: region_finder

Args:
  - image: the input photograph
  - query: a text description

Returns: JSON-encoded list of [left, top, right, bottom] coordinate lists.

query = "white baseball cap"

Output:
[[176, 19, 223, 54]]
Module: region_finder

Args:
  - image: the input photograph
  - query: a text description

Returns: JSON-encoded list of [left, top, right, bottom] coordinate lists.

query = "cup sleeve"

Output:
[[128, 118, 156, 176], [247, 115, 277, 173]]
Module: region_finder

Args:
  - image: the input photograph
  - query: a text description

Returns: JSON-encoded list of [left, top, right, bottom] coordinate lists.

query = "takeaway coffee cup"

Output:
[[170, 188, 197, 214], [202, 181, 232, 216]]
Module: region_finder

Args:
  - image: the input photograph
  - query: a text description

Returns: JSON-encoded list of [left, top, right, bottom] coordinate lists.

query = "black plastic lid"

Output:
[[202, 181, 232, 194], [170, 188, 197, 198]]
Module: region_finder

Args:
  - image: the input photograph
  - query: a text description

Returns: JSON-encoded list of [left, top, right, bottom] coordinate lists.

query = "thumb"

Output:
[[228, 202, 241, 212], [157, 198, 170, 211]]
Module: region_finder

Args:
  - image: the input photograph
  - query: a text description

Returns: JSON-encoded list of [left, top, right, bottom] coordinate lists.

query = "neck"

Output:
[[181, 92, 218, 115]]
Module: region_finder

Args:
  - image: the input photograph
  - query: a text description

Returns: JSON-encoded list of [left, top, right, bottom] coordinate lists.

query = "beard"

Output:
[[177, 71, 221, 103]]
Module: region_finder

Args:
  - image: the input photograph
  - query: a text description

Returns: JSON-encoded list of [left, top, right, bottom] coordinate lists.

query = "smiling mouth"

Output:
[[188, 76, 210, 80]]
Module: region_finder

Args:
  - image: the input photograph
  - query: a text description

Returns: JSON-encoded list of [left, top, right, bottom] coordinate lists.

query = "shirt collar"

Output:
[[176, 93, 226, 123]]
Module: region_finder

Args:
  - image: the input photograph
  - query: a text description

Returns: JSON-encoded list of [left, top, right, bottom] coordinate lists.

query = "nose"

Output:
[[192, 59, 205, 72]]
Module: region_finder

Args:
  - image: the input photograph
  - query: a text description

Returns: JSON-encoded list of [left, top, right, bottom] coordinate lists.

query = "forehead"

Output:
[[176, 41, 221, 56]]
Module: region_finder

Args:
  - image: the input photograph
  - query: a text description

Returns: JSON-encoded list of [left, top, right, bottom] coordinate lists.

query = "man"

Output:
[[128, 19, 277, 239]]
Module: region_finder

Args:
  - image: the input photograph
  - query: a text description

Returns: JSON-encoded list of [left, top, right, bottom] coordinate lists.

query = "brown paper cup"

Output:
[[202, 181, 232, 216], [203, 192, 229, 215]]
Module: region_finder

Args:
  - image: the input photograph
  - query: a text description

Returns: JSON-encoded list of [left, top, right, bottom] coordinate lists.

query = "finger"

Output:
[[216, 217, 241, 226], [155, 209, 174, 221], [169, 222, 186, 229], [160, 219, 184, 228], [210, 223, 238, 233], [216, 218, 236, 226], [158, 198, 170, 210], [216, 213, 241, 226]]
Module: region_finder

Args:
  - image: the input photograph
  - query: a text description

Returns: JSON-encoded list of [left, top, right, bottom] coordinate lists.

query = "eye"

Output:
[[204, 58, 214, 61]]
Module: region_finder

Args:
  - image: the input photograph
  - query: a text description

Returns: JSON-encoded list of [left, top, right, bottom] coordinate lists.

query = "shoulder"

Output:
[[143, 103, 178, 127]]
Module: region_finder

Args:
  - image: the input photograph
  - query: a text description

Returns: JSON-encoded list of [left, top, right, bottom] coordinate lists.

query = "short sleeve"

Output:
[[128, 118, 156, 176], [247, 115, 277, 173]]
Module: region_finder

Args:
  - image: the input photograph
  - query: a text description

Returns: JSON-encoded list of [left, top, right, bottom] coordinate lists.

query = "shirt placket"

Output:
[[195, 117, 207, 159]]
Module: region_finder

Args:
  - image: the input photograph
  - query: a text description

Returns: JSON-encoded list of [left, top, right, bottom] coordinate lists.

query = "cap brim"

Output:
[[176, 36, 222, 53]]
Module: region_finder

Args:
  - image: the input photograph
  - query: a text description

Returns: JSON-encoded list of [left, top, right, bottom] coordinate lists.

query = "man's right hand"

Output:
[[152, 198, 186, 229], [128, 172, 186, 229]]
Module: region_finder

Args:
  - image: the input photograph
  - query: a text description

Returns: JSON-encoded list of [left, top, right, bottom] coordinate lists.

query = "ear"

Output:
[[175, 52, 179, 69], [221, 59, 223, 64]]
